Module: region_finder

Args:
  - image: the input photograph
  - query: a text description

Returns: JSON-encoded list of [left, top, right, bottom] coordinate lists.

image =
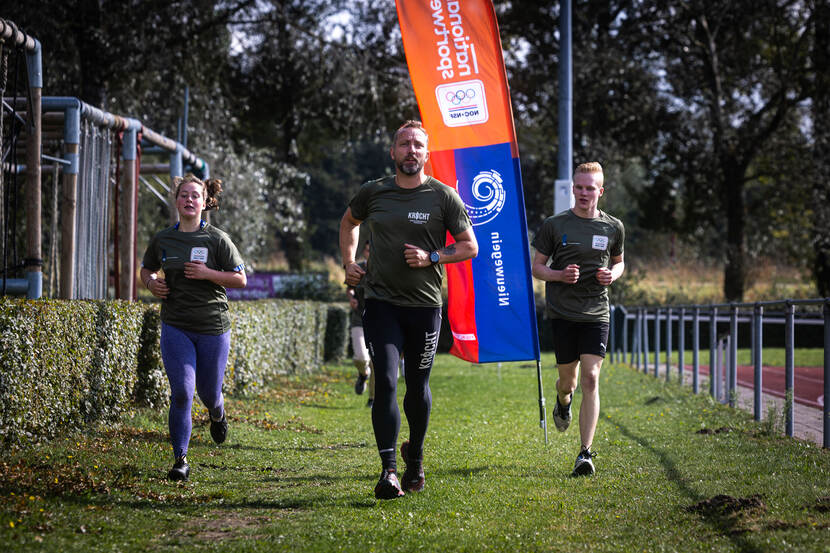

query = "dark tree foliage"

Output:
[[812, 0, 830, 297], [496, 1, 675, 248], [225, 0, 418, 263], [626, 0, 814, 300], [3, 1, 827, 296]]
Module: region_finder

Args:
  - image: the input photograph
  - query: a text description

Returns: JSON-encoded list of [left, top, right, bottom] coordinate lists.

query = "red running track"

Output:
[[693, 365, 824, 408]]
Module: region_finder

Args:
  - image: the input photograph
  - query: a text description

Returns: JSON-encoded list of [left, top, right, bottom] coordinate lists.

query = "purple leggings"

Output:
[[161, 323, 230, 458]]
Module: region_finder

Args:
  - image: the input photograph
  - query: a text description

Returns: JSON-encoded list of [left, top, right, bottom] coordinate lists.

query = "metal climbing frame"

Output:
[[1, 18, 209, 300]]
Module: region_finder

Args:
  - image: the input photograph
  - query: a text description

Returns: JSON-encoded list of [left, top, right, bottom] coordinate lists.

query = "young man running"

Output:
[[531, 162, 625, 476], [339, 120, 478, 499]]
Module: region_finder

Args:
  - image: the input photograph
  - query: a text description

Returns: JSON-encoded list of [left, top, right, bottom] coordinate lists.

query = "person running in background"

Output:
[[348, 241, 374, 407], [339, 120, 478, 499], [531, 162, 625, 476], [140, 173, 247, 482]]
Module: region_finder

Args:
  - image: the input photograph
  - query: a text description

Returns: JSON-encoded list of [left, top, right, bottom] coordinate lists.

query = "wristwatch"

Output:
[[429, 251, 440, 265]]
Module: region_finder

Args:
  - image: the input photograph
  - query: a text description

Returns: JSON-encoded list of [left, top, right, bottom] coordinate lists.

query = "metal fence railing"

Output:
[[609, 299, 830, 449]]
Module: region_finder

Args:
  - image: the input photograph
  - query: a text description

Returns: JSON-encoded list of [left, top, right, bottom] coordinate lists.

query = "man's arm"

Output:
[[340, 207, 366, 286], [596, 254, 624, 286], [403, 227, 478, 268], [531, 251, 579, 284]]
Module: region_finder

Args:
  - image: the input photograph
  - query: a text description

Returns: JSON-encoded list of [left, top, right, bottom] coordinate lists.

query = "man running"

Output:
[[339, 120, 478, 499], [531, 162, 625, 476]]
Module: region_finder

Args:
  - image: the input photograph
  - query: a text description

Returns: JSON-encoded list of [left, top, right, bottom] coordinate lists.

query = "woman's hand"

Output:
[[184, 261, 211, 280], [148, 277, 169, 299]]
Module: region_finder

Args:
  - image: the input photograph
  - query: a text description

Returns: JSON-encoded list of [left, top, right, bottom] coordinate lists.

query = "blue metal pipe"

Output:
[[665, 307, 672, 382], [753, 304, 763, 421], [824, 301, 829, 449], [41, 97, 81, 175], [785, 302, 795, 437], [678, 307, 685, 382], [709, 307, 718, 398], [729, 305, 738, 407], [654, 308, 661, 378], [693, 307, 700, 394]]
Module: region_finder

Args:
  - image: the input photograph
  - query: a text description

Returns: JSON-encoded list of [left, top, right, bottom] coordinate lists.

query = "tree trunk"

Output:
[[723, 162, 746, 301], [813, 1, 830, 297]]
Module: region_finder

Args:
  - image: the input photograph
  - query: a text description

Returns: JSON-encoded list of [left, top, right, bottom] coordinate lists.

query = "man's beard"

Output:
[[397, 158, 423, 176]]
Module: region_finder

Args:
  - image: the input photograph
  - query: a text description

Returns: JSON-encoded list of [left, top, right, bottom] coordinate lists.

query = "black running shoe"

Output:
[[210, 413, 228, 444], [572, 448, 596, 477], [355, 373, 368, 395], [168, 456, 190, 481], [374, 469, 405, 499], [366, 398, 374, 408], [400, 440, 425, 492], [552, 396, 572, 432]]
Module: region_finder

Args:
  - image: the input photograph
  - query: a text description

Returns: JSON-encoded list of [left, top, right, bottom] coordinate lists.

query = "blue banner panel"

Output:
[[454, 143, 539, 362]]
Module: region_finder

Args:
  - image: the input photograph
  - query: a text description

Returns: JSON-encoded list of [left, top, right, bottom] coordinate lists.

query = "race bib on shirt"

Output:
[[592, 235, 608, 250], [190, 247, 208, 262]]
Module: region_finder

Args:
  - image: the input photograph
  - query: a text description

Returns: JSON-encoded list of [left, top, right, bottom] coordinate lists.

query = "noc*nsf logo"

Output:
[[435, 79, 489, 127], [463, 170, 506, 227]]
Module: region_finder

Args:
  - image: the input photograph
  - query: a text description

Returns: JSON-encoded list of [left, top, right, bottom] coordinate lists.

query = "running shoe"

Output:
[[167, 456, 190, 481], [400, 440, 425, 492], [366, 398, 374, 408], [552, 396, 572, 432], [572, 448, 596, 477], [374, 469, 405, 499], [210, 412, 228, 444], [354, 373, 368, 395]]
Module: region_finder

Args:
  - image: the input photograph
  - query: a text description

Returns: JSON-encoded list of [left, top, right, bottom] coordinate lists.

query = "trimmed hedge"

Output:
[[324, 305, 350, 362], [226, 300, 333, 395], [0, 299, 145, 446], [0, 297, 350, 448]]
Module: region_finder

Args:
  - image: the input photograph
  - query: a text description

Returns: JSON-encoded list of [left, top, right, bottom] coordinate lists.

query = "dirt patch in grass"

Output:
[[813, 496, 830, 512], [687, 494, 768, 535], [689, 494, 766, 516], [160, 509, 281, 543], [695, 426, 733, 435]]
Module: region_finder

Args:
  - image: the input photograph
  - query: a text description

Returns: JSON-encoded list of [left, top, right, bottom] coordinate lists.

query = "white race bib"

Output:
[[592, 235, 608, 251], [190, 247, 208, 262]]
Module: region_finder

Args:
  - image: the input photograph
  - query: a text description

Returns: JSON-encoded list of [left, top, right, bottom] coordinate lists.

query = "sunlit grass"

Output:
[[2, 354, 828, 552]]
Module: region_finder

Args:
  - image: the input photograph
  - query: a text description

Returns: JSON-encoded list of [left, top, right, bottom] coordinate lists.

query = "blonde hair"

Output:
[[574, 162, 604, 187], [173, 173, 223, 211]]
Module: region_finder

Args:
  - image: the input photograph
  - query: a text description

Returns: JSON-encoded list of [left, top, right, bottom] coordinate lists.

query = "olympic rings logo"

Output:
[[445, 88, 477, 105]]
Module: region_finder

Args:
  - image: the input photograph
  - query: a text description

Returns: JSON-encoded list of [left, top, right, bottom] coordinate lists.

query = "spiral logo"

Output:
[[464, 170, 506, 226]]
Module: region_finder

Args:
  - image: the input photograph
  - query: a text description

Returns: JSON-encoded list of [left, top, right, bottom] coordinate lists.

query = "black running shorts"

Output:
[[550, 318, 609, 364]]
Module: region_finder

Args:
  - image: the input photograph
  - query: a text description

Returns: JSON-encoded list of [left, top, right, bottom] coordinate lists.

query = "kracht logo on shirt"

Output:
[[408, 211, 431, 224]]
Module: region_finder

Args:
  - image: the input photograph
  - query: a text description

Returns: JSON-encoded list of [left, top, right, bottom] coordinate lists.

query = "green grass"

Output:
[[628, 348, 826, 368], [2, 354, 829, 552]]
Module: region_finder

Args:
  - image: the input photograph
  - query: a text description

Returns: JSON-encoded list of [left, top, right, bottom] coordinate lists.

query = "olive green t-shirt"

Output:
[[531, 209, 625, 322], [349, 176, 472, 307], [141, 222, 245, 334]]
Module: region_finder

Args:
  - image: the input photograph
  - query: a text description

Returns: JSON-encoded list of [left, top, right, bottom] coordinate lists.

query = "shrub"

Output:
[[0, 299, 144, 446], [133, 306, 169, 410], [0, 296, 349, 447], [324, 304, 350, 362]]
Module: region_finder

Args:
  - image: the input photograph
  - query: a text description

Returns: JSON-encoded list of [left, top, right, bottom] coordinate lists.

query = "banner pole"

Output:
[[536, 359, 548, 445]]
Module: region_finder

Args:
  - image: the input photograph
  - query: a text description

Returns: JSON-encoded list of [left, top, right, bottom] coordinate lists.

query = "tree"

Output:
[[496, 1, 672, 240], [812, 0, 830, 296], [226, 0, 417, 264], [628, 0, 814, 300]]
